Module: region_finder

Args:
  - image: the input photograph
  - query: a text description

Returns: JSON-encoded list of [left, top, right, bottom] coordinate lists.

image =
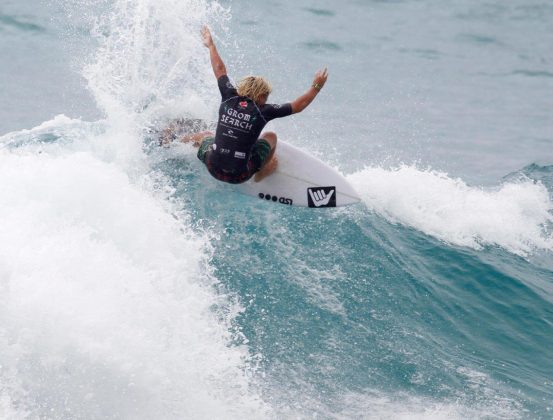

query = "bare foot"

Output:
[[254, 156, 278, 182]]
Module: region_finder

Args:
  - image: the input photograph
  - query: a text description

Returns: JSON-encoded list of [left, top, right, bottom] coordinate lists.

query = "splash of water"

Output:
[[0, 0, 271, 417], [83, 0, 228, 124]]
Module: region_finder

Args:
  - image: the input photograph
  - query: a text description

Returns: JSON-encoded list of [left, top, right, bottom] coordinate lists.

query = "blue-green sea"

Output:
[[1, 0, 552, 418]]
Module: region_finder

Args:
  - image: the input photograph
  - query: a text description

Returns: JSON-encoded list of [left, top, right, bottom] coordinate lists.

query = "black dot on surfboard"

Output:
[[258, 193, 264, 199], [272, 196, 277, 202], [265, 195, 271, 200]]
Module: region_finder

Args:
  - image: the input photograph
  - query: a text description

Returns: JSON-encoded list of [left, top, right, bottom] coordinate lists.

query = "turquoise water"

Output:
[[1, 0, 552, 418]]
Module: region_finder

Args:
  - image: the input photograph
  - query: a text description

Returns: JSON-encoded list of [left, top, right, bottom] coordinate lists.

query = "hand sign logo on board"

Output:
[[307, 187, 336, 208]]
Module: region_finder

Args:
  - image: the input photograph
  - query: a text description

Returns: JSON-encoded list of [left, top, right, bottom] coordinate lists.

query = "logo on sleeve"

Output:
[[307, 187, 336, 208]]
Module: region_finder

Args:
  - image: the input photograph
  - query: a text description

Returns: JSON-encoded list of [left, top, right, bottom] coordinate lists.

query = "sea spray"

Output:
[[82, 0, 229, 125]]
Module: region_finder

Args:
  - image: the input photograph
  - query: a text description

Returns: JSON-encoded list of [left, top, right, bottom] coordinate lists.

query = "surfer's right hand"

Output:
[[201, 26, 214, 48]]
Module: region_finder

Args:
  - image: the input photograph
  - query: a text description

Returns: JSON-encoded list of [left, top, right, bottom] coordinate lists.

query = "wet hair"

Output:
[[237, 76, 272, 103]]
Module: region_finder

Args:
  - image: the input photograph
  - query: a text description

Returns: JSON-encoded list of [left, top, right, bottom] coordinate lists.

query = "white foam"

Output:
[[0, 138, 268, 418], [0, 1, 270, 416], [348, 166, 553, 256]]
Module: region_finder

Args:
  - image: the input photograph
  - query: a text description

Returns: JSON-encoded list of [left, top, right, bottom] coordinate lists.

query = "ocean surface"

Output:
[[1, 0, 552, 418]]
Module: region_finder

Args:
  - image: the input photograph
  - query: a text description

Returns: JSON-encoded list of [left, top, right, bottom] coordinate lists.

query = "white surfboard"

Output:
[[236, 141, 360, 208]]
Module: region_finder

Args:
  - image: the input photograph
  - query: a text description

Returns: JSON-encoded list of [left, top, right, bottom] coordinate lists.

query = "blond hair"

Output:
[[237, 76, 272, 103]]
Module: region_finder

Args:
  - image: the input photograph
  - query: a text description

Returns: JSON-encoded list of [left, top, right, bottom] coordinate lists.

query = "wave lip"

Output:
[[349, 165, 553, 256]]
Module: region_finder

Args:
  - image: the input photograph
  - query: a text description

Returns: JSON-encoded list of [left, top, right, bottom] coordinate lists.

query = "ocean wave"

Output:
[[348, 165, 553, 256], [3, 0, 552, 416]]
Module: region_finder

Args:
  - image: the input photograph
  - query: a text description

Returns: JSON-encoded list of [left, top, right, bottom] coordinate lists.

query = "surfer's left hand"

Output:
[[313, 67, 329, 90]]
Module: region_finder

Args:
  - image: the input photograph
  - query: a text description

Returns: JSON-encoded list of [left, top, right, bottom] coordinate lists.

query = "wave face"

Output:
[[156, 157, 552, 419], [1, 0, 553, 419]]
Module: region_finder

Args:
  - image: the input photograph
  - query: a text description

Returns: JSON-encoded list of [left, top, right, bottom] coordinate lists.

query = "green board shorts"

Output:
[[196, 136, 216, 163], [197, 137, 272, 184]]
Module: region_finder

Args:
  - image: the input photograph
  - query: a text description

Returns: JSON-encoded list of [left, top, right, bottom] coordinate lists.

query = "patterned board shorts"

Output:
[[197, 137, 272, 184]]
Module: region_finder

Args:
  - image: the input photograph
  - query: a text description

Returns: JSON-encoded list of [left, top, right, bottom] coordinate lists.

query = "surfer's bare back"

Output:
[[177, 26, 328, 184]]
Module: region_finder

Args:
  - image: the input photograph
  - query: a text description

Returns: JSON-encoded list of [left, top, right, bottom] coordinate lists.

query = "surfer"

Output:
[[172, 26, 328, 183]]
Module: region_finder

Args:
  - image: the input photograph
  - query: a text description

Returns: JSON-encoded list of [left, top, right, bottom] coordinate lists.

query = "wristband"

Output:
[[312, 83, 322, 91]]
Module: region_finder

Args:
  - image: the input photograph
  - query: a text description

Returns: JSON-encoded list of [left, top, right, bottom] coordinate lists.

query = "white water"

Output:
[[0, 117, 268, 419], [0, 0, 271, 417], [349, 165, 553, 256]]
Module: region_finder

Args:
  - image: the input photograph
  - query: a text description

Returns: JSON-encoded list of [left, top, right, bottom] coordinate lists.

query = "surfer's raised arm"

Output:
[[171, 27, 330, 184], [201, 26, 227, 79], [291, 68, 328, 114]]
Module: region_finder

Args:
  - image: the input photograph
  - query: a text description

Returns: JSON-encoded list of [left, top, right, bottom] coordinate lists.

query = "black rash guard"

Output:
[[208, 75, 293, 173]]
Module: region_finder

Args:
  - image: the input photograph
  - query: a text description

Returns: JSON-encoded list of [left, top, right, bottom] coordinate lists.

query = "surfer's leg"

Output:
[[254, 131, 278, 182], [180, 131, 213, 147], [197, 136, 216, 165]]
